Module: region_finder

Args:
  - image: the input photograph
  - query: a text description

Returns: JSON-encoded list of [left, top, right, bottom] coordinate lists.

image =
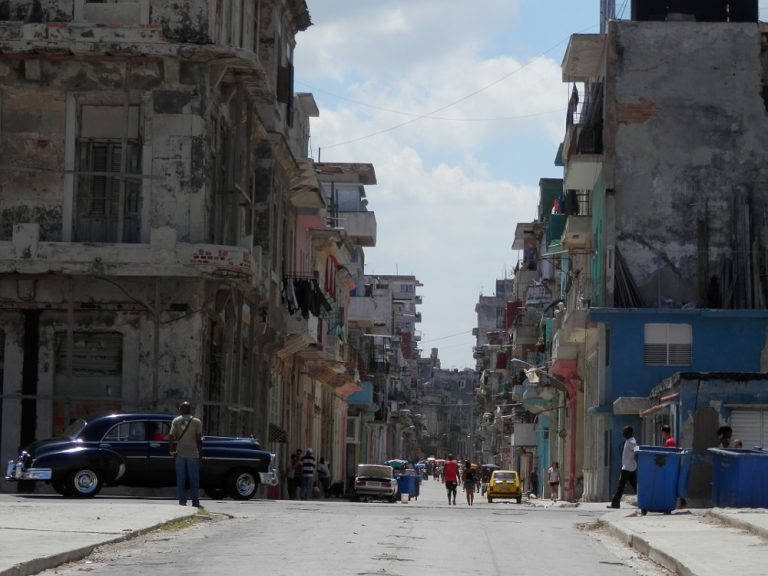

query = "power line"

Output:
[[295, 80, 561, 122], [312, 23, 598, 151], [421, 329, 474, 344]]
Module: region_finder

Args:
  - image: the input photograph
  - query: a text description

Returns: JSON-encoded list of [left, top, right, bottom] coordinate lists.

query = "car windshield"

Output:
[[357, 465, 393, 479], [495, 472, 516, 480], [61, 418, 88, 439]]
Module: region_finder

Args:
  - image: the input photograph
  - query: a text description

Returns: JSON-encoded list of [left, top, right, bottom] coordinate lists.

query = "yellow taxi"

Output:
[[487, 470, 522, 503]]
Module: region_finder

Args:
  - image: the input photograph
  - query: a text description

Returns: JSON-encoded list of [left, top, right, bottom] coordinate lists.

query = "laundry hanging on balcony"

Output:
[[282, 276, 332, 318]]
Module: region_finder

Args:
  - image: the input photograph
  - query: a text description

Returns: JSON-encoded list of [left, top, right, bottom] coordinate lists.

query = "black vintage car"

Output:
[[5, 412, 276, 500]]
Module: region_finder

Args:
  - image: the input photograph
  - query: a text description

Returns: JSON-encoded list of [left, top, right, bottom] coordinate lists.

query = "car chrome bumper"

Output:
[[260, 470, 279, 486], [5, 460, 52, 481]]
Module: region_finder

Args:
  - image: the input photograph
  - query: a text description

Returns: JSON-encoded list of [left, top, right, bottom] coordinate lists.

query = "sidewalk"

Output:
[[0, 496, 197, 576], [529, 495, 768, 576], [603, 505, 768, 576]]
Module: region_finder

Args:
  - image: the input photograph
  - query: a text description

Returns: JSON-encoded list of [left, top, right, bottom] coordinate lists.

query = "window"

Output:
[[75, 105, 142, 243], [346, 416, 360, 443], [54, 332, 123, 399], [104, 421, 146, 442], [643, 323, 692, 366]]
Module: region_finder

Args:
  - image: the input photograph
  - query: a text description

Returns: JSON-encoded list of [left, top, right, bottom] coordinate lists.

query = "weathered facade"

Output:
[[0, 1, 382, 493], [554, 0, 768, 502]]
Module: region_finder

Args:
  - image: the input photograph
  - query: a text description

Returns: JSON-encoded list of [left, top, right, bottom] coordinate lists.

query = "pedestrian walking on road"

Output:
[[462, 461, 477, 505], [443, 454, 459, 505], [168, 401, 203, 508], [300, 448, 316, 500], [291, 449, 303, 499], [286, 454, 298, 499], [547, 462, 560, 502], [529, 467, 539, 498], [608, 426, 638, 509], [317, 457, 331, 497]]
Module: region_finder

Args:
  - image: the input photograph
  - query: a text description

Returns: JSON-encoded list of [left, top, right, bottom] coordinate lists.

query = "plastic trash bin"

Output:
[[396, 473, 419, 500], [405, 470, 421, 500], [636, 446, 690, 515], [708, 448, 768, 508]]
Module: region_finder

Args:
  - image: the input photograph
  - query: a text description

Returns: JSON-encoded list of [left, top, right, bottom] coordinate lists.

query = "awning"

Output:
[[612, 396, 652, 415], [640, 401, 673, 417]]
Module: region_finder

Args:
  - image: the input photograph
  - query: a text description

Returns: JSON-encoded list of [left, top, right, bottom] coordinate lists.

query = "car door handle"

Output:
[[99, 443, 111, 448], [150, 443, 163, 448]]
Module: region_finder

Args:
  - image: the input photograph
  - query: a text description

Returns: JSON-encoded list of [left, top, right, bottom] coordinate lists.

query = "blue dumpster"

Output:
[[708, 448, 768, 508], [636, 446, 691, 515], [396, 471, 421, 500]]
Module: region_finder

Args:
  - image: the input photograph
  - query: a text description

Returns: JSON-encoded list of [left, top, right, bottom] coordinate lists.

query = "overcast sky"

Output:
[[295, 1, 768, 370]]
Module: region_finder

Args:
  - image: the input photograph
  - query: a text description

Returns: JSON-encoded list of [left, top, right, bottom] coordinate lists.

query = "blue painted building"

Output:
[[587, 307, 768, 502]]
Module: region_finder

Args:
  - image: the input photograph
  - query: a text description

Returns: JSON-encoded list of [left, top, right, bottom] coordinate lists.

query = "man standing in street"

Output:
[[300, 448, 316, 500], [443, 454, 459, 505], [608, 425, 638, 509], [169, 401, 203, 507]]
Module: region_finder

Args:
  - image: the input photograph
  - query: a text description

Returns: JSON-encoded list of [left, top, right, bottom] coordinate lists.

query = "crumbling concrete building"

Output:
[[0, 1, 330, 475]]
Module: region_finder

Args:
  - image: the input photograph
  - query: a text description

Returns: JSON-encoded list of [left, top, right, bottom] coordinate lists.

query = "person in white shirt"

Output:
[[547, 462, 561, 502], [608, 425, 638, 509]]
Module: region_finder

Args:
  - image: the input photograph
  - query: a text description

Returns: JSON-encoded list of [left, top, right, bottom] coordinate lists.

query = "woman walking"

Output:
[[463, 461, 477, 506], [547, 461, 560, 502]]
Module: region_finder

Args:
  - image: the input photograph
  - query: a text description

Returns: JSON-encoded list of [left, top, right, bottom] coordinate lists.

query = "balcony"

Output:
[[511, 323, 538, 346], [81, 0, 149, 25], [561, 215, 592, 251], [347, 296, 376, 328], [338, 211, 377, 247], [1, 224, 268, 288]]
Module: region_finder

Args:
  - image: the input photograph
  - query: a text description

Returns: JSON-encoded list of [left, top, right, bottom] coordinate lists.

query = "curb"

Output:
[[602, 511, 695, 576], [0, 511, 198, 576], [706, 509, 768, 540]]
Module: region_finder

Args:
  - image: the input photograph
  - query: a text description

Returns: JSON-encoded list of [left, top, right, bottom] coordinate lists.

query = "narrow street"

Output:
[[37, 481, 668, 576]]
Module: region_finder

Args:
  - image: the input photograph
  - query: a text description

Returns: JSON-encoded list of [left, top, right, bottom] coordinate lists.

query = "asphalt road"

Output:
[[35, 479, 669, 576]]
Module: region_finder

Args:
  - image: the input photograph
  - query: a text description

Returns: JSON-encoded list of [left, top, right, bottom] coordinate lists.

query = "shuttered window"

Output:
[[731, 410, 768, 449], [75, 105, 142, 243], [644, 323, 692, 366]]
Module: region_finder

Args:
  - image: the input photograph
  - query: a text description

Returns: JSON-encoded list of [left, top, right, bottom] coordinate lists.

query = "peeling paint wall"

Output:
[[609, 21, 768, 308], [0, 0, 321, 491]]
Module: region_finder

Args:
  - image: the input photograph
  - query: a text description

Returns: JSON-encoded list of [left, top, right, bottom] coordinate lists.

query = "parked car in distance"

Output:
[[5, 412, 276, 500], [353, 464, 397, 502], [487, 469, 522, 503]]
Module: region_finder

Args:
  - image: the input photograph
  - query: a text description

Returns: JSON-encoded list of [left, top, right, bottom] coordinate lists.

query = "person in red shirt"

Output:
[[661, 424, 676, 447], [660, 424, 688, 508], [443, 454, 459, 505]]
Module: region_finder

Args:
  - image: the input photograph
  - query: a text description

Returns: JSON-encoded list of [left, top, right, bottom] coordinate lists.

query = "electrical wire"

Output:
[[313, 23, 599, 151]]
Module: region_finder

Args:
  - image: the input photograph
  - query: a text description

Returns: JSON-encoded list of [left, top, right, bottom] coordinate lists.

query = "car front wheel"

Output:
[[52, 479, 73, 497], [225, 469, 258, 500], [69, 469, 102, 497], [204, 486, 227, 499]]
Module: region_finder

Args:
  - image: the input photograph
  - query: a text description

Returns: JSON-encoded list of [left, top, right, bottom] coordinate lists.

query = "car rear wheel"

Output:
[[69, 468, 102, 497], [516, 497, 522, 504], [226, 469, 258, 500], [487, 496, 493, 503]]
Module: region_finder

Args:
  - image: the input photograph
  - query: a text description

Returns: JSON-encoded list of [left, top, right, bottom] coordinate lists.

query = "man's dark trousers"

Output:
[[610, 469, 637, 508]]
